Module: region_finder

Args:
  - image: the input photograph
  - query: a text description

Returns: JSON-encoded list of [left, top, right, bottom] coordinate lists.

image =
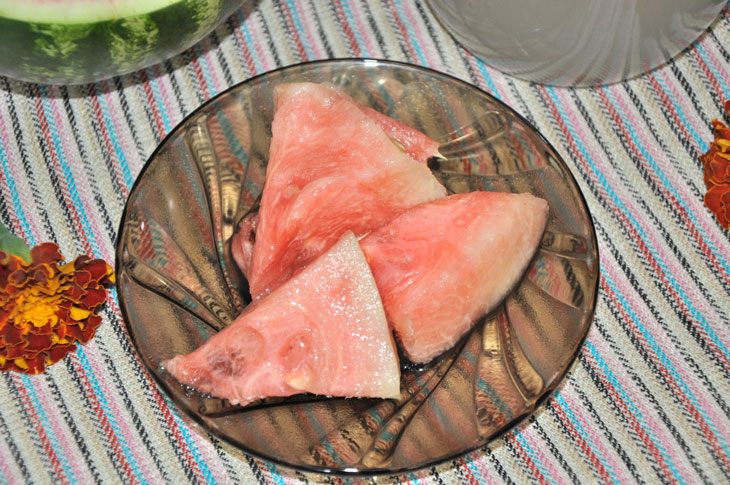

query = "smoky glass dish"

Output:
[[116, 59, 599, 475]]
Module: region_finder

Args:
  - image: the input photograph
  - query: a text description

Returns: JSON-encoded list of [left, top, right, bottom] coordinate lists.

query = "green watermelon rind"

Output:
[[0, 0, 180, 24], [0, 0, 241, 84]]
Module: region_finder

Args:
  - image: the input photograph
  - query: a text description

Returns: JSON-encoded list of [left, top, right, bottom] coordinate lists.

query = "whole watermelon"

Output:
[[0, 0, 244, 84]]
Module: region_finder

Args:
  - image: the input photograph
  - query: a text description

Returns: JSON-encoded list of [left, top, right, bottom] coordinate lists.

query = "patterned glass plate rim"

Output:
[[115, 58, 600, 476]]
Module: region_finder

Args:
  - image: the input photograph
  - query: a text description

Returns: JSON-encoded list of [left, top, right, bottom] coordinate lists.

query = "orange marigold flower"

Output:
[[0, 243, 114, 374], [705, 184, 730, 229], [703, 150, 730, 187], [701, 103, 730, 229]]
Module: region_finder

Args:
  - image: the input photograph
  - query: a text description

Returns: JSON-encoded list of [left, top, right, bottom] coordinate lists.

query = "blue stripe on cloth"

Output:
[[339, 0, 370, 55], [601, 274, 730, 463], [585, 341, 686, 483], [94, 91, 134, 190], [0, 142, 34, 245], [20, 375, 77, 483], [146, 77, 173, 134], [692, 43, 730, 100], [546, 85, 730, 363], [239, 22, 266, 73], [599, 87, 730, 357], [262, 462, 286, 485], [158, 393, 216, 484], [513, 432, 558, 484], [75, 347, 146, 484], [284, 0, 317, 59], [37, 92, 102, 257], [553, 394, 620, 485], [472, 58, 502, 102], [193, 44, 220, 98], [393, 2, 427, 65]]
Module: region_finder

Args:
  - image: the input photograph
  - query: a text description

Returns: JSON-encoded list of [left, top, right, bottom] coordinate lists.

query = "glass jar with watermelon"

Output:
[[0, 0, 244, 84]]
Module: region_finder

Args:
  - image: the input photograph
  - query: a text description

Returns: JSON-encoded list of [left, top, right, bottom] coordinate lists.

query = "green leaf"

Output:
[[0, 221, 31, 264]]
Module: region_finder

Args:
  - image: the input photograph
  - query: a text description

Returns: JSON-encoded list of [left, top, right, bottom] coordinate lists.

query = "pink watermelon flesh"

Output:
[[357, 105, 441, 163], [246, 82, 447, 299], [164, 231, 400, 406], [231, 212, 257, 279], [360, 191, 549, 364]]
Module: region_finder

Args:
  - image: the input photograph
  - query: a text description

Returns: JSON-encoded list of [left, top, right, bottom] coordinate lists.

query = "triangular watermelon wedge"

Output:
[[245, 82, 447, 299], [357, 104, 441, 164], [360, 191, 549, 363], [163, 231, 400, 406]]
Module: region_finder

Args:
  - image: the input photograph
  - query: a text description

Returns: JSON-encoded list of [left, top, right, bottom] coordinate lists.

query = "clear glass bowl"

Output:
[[116, 59, 599, 474]]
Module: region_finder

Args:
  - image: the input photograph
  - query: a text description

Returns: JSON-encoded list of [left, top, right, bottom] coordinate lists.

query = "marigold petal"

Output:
[[22, 354, 48, 375], [705, 184, 730, 229], [46, 343, 76, 366], [705, 157, 730, 185], [72, 270, 91, 287], [3, 325, 25, 346], [5, 343, 28, 359], [31, 321, 56, 335], [55, 306, 71, 322], [80, 288, 107, 308], [81, 259, 109, 280], [65, 285, 86, 302], [66, 316, 101, 343], [69, 307, 92, 321], [29, 243, 63, 266], [714, 124, 730, 140], [13, 358, 28, 370], [25, 334, 55, 352]]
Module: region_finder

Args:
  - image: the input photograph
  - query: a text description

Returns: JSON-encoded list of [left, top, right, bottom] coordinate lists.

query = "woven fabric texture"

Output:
[[1, 1, 729, 484]]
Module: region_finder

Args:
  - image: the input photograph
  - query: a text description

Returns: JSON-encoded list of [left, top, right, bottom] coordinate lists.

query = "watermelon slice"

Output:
[[360, 191, 549, 363], [245, 82, 447, 299], [357, 105, 441, 164], [0, 0, 241, 84], [163, 231, 401, 406], [231, 212, 257, 279]]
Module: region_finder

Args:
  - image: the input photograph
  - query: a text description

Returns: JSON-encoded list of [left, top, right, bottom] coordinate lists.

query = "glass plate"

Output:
[[116, 59, 599, 475]]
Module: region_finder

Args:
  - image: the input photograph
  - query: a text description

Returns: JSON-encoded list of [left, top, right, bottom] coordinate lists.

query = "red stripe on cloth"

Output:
[[550, 400, 612, 482], [601, 86, 730, 290], [456, 456, 482, 485], [541, 86, 730, 376], [190, 57, 212, 102], [596, 278, 685, 483], [332, 0, 362, 56], [232, 15, 258, 75], [31, 94, 93, 257], [505, 432, 549, 485], [279, 2, 309, 60], [67, 355, 140, 485], [691, 49, 726, 103], [390, 7, 420, 64], [602, 276, 730, 472], [136, 71, 167, 138], [85, 86, 130, 199], [13, 376, 69, 485]]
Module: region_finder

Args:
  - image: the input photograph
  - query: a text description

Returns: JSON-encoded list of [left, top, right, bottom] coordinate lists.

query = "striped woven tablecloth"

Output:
[[1, 1, 729, 483]]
